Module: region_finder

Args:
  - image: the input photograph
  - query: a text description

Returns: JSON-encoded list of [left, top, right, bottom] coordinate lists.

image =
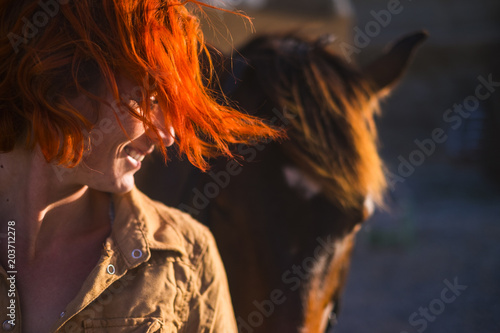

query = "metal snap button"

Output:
[[2, 320, 14, 331], [106, 264, 116, 275], [131, 249, 142, 259], [60, 311, 66, 318]]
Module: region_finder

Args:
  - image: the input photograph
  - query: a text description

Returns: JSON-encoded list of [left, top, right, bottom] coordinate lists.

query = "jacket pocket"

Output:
[[83, 317, 174, 333]]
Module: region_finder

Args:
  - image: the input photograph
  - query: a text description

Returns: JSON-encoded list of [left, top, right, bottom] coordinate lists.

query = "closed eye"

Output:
[[126, 95, 158, 116], [150, 95, 158, 106]]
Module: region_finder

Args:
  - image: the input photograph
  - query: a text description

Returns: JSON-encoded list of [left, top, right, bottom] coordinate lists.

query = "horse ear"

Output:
[[363, 31, 428, 96]]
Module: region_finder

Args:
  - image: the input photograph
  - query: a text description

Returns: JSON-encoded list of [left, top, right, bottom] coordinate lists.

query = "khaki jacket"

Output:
[[0, 188, 237, 332]]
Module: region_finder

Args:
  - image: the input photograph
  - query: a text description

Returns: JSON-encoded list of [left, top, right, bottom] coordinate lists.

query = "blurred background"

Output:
[[197, 0, 500, 331]]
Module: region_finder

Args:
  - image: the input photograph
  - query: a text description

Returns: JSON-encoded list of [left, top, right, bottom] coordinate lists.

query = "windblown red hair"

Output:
[[0, 0, 279, 169]]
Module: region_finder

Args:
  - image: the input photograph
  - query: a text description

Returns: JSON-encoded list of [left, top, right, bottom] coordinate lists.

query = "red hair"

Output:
[[0, 0, 279, 169]]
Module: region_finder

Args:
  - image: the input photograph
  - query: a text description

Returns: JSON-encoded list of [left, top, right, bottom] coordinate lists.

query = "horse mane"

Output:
[[232, 34, 386, 210]]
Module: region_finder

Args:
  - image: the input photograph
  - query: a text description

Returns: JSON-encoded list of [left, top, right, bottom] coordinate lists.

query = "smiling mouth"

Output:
[[124, 146, 146, 162]]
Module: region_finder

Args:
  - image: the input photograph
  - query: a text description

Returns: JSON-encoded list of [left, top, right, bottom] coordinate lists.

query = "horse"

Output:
[[135, 31, 427, 332]]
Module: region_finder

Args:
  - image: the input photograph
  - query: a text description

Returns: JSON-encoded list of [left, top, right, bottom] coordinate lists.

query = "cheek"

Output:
[[85, 131, 120, 158], [87, 116, 143, 154], [110, 113, 146, 142], [81, 130, 124, 170]]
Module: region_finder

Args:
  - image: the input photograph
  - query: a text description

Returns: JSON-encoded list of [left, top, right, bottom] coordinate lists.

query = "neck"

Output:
[[0, 146, 111, 264]]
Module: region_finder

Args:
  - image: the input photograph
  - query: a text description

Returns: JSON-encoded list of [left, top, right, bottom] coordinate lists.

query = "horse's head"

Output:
[[207, 32, 426, 333], [223, 31, 427, 213]]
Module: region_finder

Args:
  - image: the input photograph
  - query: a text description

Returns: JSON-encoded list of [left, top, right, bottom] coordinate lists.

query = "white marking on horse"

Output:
[[282, 165, 322, 200], [364, 193, 375, 217], [300, 236, 353, 333]]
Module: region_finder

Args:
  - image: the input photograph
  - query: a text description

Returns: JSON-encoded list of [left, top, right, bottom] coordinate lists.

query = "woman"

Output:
[[0, 0, 277, 332]]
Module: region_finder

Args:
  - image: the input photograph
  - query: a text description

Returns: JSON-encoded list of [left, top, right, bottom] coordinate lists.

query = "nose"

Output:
[[147, 99, 175, 148], [146, 125, 175, 148], [158, 126, 175, 147]]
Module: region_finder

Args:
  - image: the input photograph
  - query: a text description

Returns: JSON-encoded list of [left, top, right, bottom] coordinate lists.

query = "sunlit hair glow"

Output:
[[0, 0, 279, 169]]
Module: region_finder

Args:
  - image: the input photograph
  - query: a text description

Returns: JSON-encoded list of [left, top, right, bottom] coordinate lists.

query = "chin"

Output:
[[113, 176, 136, 194], [92, 174, 136, 194]]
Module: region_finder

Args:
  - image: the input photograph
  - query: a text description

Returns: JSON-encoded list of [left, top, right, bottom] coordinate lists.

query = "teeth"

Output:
[[124, 146, 145, 162]]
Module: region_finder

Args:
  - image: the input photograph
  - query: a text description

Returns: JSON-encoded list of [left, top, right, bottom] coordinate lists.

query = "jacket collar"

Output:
[[110, 187, 187, 269]]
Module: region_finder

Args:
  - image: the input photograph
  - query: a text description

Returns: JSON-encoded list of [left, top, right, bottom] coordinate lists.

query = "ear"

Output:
[[363, 31, 428, 96]]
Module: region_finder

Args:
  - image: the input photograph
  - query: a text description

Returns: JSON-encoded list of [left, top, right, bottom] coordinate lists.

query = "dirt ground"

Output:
[[334, 161, 500, 333]]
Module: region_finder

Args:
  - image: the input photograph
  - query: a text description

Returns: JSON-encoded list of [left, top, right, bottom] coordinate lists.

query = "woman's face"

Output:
[[65, 77, 174, 194]]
